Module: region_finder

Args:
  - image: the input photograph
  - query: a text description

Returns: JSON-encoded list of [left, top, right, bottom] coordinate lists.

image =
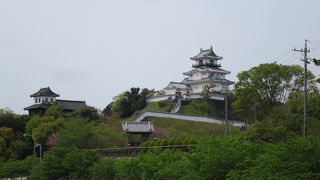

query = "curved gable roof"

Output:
[[31, 87, 60, 97], [190, 46, 223, 60]]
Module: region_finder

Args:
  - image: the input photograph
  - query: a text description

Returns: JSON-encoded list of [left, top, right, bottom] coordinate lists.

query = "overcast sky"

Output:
[[1, 0, 320, 114]]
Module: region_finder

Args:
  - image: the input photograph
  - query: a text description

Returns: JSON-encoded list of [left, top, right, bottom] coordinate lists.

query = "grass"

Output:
[[103, 99, 239, 143], [178, 99, 213, 116], [145, 116, 239, 139], [142, 101, 171, 112], [124, 101, 172, 121], [128, 99, 224, 121]]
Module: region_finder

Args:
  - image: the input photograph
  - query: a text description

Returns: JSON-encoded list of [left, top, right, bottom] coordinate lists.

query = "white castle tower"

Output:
[[148, 46, 234, 102]]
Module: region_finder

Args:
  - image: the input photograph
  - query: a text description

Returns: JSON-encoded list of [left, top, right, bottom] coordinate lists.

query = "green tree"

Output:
[[268, 91, 320, 136], [31, 117, 64, 144], [25, 115, 41, 135], [114, 149, 194, 180], [89, 158, 116, 180], [0, 110, 25, 132], [55, 118, 124, 149], [245, 117, 289, 142], [201, 81, 215, 104], [0, 127, 27, 160], [72, 107, 99, 121], [25, 105, 66, 149], [109, 87, 149, 118], [228, 137, 320, 179], [44, 103, 63, 118], [28, 147, 99, 180], [190, 136, 264, 180], [0, 156, 36, 179], [102, 102, 113, 116], [63, 149, 99, 179], [233, 63, 316, 122]]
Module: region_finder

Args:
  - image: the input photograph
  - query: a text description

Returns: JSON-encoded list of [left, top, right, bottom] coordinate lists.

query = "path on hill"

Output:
[[133, 111, 245, 127], [170, 96, 182, 113]]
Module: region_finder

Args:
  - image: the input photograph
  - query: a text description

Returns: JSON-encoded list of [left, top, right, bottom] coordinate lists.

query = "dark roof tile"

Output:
[[56, 100, 87, 111], [31, 87, 60, 97], [191, 47, 222, 60]]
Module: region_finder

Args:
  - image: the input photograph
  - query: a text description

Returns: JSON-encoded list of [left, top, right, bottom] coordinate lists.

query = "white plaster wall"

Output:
[[190, 83, 206, 93], [35, 96, 56, 104], [189, 81, 228, 94], [165, 88, 188, 96], [189, 72, 207, 81], [146, 95, 176, 102], [165, 89, 176, 95], [212, 82, 228, 92]]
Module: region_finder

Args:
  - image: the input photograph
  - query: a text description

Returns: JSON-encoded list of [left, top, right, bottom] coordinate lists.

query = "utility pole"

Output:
[[294, 39, 310, 137], [224, 81, 228, 134]]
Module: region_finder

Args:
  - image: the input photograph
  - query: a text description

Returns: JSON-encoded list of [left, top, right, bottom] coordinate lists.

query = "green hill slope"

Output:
[[122, 99, 239, 137]]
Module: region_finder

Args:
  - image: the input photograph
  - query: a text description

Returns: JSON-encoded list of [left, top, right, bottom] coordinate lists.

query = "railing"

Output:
[[192, 63, 221, 68], [100, 145, 195, 158]]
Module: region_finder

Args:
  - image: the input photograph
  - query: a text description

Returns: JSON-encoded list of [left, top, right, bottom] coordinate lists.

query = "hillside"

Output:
[[131, 98, 236, 119], [120, 98, 239, 139], [145, 117, 239, 138]]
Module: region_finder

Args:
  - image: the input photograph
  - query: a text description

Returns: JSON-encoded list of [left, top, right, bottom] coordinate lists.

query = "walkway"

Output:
[[133, 111, 245, 127]]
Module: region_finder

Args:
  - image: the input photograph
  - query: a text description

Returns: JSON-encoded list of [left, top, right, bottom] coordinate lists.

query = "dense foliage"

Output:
[[55, 118, 125, 149], [103, 87, 151, 118], [1, 62, 320, 179], [2, 135, 320, 179], [0, 110, 29, 161], [233, 63, 317, 122]]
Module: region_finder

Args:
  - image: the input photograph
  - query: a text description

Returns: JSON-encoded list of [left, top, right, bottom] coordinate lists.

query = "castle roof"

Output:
[[183, 67, 230, 76], [31, 87, 60, 97], [164, 82, 190, 90], [182, 77, 234, 86], [190, 46, 223, 61], [24, 99, 92, 111], [55, 100, 88, 111]]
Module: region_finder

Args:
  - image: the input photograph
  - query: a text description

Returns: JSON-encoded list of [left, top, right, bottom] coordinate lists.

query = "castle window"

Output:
[[35, 99, 37, 103], [45, 98, 48, 102], [50, 98, 53, 102], [39, 98, 41, 103]]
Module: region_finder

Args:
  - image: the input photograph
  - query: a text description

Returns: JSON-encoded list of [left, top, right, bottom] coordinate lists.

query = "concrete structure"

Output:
[[122, 121, 155, 146], [133, 111, 245, 127]]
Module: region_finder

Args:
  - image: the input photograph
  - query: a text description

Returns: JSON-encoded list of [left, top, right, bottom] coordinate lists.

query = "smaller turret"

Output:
[[190, 47, 222, 68], [30, 87, 59, 104]]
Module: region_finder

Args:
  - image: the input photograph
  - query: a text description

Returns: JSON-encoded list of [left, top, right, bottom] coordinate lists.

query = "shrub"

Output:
[[89, 158, 115, 180]]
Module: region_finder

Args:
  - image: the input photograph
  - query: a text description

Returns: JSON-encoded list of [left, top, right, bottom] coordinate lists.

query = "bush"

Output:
[[89, 158, 115, 180], [158, 100, 170, 108], [114, 149, 194, 179], [228, 137, 320, 179], [0, 156, 36, 179], [191, 136, 264, 180], [55, 118, 124, 149], [159, 139, 168, 146], [28, 147, 99, 179]]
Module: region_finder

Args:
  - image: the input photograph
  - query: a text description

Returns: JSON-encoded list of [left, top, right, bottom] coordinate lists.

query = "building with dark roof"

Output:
[[24, 87, 96, 116]]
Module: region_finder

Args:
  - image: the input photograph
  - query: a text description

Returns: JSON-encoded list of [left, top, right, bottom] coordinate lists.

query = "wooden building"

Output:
[[24, 87, 95, 116]]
